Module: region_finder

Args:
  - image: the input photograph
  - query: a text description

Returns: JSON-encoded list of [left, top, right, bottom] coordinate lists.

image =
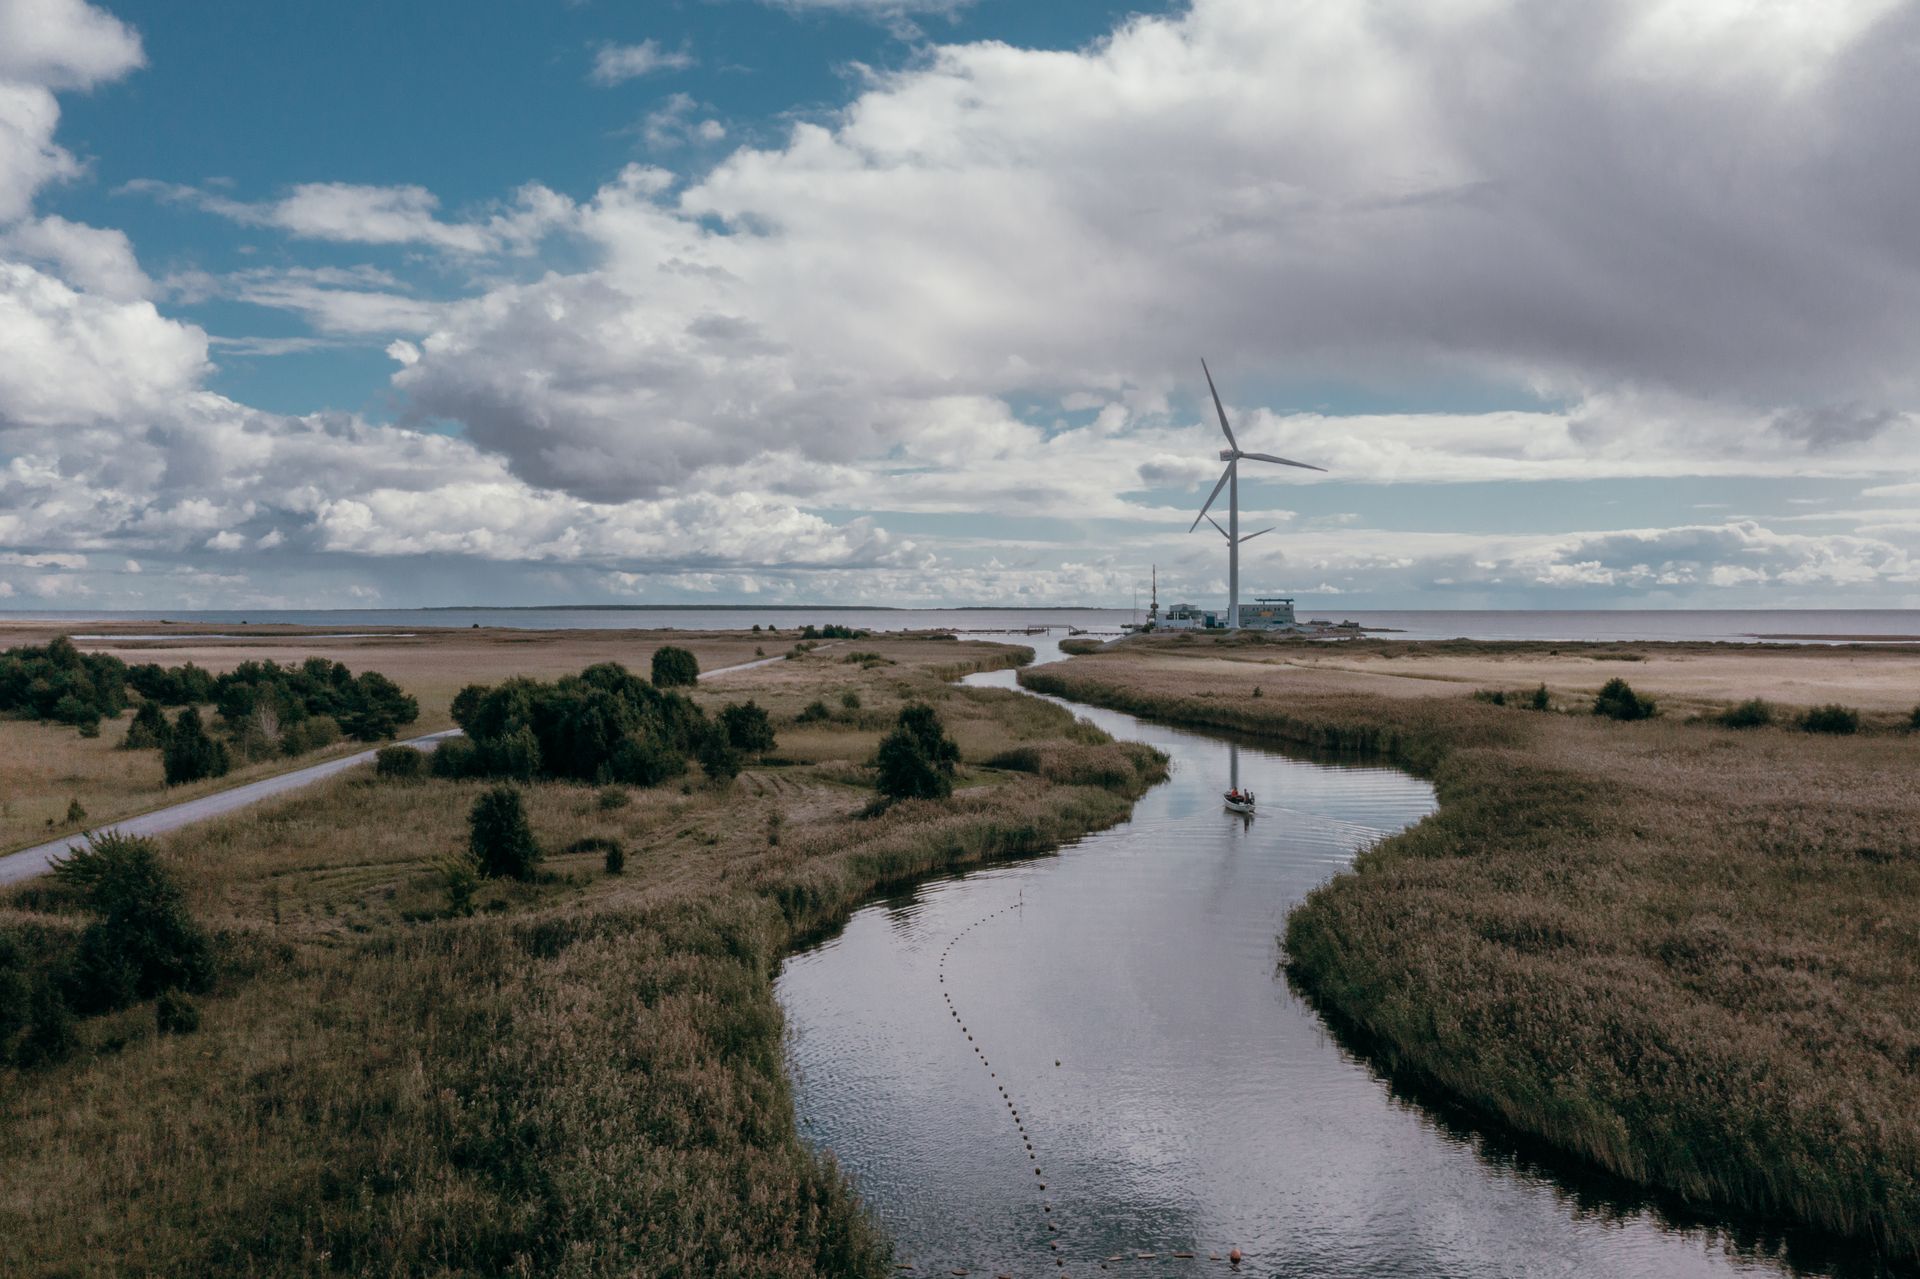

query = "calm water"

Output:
[[775, 638, 1865, 1278], [13, 606, 1920, 644]]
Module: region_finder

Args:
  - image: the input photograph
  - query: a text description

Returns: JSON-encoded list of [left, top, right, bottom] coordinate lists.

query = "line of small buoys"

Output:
[[938, 899, 1069, 1270], [931, 901, 1245, 1279], [898, 1248, 1245, 1275]]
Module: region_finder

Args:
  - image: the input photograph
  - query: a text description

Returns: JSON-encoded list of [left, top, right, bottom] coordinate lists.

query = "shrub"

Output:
[[429, 736, 479, 779], [1473, 689, 1507, 706], [18, 981, 77, 1067], [451, 664, 708, 783], [122, 700, 172, 750], [155, 988, 200, 1035], [1529, 683, 1551, 711], [796, 700, 832, 724], [564, 835, 625, 874], [162, 707, 230, 785], [697, 729, 743, 785], [1718, 699, 1774, 729], [840, 690, 861, 710], [1800, 704, 1859, 735], [280, 714, 341, 757], [64, 798, 85, 825], [1910, 704, 1920, 732], [719, 700, 777, 754], [1592, 677, 1655, 721], [50, 832, 214, 1015], [434, 852, 480, 916], [596, 785, 630, 810], [651, 646, 700, 688], [374, 744, 424, 779], [469, 786, 540, 881], [873, 703, 960, 801], [609, 728, 686, 786]]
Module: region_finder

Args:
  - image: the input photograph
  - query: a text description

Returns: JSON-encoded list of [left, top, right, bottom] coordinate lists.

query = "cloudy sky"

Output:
[[2, 0, 1917, 612]]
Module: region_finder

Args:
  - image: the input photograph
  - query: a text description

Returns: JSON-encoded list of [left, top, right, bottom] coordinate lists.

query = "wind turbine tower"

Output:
[[1189, 360, 1326, 628]]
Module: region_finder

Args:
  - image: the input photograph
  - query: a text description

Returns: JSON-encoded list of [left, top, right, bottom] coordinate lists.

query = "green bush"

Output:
[[651, 646, 700, 688], [796, 700, 832, 724], [1592, 677, 1655, 721], [873, 703, 960, 801], [122, 700, 172, 750], [1800, 704, 1859, 735], [840, 690, 862, 710], [1529, 683, 1551, 711], [608, 728, 687, 786], [1910, 704, 1920, 732], [469, 786, 540, 881], [429, 737, 479, 779], [162, 707, 230, 785], [697, 729, 743, 785], [596, 785, 630, 810], [434, 852, 480, 916], [719, 700, 777, 754], [50, 832, 214, 1015], [452, 663, 707, 783], [155, 988, 200, 1035], [279, 714, 341, 757], [1473, 689, 1507, 706], [564, 835, 625, 874], [1718, 699, 1774, 729], [374, 744, 424, 779]]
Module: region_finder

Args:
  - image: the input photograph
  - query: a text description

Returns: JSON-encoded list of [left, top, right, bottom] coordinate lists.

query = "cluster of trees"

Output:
[[799, 623, 869, 640], [210, 658, 418, 744], [434, 661, 774, 788], [1, 833, 213, 1066], [0, 637, 130, 735]]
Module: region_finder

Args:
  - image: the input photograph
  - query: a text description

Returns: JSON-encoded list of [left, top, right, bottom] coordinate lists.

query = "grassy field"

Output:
[[0, 625, 782, 853], [1020, 635, 1920, 1266], [0, 633, 1166, 1277]]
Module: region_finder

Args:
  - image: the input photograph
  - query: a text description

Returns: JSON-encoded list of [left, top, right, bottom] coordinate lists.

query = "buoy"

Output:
[[1229, 1248, 1242, 1266]]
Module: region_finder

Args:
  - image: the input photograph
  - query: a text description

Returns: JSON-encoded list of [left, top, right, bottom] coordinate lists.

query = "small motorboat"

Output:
[[1224, 789, 1256, 814]]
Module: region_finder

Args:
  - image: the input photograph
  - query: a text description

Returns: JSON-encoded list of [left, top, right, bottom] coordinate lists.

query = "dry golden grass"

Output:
[[0, 635, 1165, 1278], [1023, 642, 1920, 1265], [1117, 629, 1920, 717]]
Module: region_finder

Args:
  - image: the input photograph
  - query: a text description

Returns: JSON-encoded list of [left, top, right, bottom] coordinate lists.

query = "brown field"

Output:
[[1021, 636, 1920, 1266], [1127, 630, 1920, 717], [0, 622, 791, 854], [0, 634, 1166, 1277]]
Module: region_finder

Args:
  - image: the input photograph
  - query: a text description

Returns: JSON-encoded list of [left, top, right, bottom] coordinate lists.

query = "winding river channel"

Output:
[[777, 638, 1852, 1278]]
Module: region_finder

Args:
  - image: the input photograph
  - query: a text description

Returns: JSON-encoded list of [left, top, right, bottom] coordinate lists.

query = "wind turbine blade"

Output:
[[1201, 358, 1238, 452], [1238, 451, 1326, 472], [1239, 526, 1275, 543], [1206, 514, 1231, 541], [1188, 466, 1231, 533]]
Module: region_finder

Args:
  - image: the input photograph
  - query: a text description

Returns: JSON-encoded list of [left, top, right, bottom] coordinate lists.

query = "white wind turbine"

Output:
[[1189, 360, 1325, 628]]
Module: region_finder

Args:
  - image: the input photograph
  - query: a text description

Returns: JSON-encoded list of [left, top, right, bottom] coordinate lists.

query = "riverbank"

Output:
[[0, 635, 1166, 1276], [1019, 636, 1920, 1266]]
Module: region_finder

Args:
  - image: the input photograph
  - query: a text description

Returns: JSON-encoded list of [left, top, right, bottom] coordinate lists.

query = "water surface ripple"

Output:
[[777, 641, 1853, 1278]]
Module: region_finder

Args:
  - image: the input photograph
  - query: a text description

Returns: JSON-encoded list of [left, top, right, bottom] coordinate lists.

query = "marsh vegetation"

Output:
[[1022, 638, 1920, 1266], [0, 635, 1165, 1277]]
